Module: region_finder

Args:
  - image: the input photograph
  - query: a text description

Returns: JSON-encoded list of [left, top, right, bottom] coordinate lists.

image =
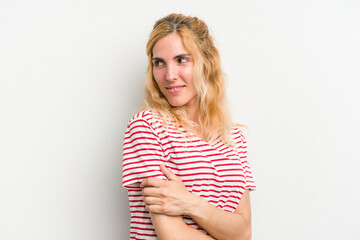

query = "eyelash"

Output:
[[153, 61, 164, 67], [177, 57, 188, 63], [153, 57, 190, 67]]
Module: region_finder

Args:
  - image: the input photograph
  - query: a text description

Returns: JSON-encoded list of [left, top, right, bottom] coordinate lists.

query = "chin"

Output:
[[169, 103, 183, 107], [168, 100, 185, 108]]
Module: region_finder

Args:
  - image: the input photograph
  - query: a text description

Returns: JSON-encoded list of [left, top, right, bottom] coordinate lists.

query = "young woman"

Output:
[[122, 13, 256, 240]]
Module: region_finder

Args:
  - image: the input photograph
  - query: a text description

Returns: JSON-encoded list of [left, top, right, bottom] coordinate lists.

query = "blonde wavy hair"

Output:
[[144, 13, 233, 143]]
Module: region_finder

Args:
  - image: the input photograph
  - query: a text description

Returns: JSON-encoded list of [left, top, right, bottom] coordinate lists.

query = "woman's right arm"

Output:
[[142, 165, 252, 240], [123, 113, 213, 239], [150, 213, 214, 240]]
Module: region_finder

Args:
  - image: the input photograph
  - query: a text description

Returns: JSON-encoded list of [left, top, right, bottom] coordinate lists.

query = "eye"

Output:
[[177, 58, 188, 63], [153, 60, 164, 67]]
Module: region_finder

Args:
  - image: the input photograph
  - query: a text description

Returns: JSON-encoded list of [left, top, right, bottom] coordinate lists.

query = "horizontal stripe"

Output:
[[122, 110, 256, 239]]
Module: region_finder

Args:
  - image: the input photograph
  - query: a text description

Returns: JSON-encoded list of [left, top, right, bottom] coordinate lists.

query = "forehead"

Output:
[[152, 33, 189, 57]]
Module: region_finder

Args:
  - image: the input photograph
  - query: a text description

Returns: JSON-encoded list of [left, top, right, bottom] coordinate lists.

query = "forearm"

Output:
[[150, 213, 214, 240], [186, 193, 251, 240], [142, 166, 252, 240]]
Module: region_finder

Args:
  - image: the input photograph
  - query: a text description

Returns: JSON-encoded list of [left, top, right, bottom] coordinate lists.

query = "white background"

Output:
[[1, 0, 360, 239]]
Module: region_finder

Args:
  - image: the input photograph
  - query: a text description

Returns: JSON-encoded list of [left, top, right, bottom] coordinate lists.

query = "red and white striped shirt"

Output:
[[122, 110, 256, 240]]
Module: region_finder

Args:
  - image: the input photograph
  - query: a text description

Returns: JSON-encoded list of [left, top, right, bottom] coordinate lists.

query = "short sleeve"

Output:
[[233, 128, 256, 190], [122, 114, 167, 188]]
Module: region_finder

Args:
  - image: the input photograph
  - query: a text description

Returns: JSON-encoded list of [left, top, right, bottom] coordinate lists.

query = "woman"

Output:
[[122, 13, 256, 240]]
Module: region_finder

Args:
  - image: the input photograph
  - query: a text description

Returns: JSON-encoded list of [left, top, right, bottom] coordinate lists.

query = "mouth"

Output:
[[165, 85, 185, 94]]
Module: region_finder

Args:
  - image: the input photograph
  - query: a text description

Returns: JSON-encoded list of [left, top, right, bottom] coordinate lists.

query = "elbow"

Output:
[[233, 220, 252, 240], [243, 229, 252, 240], [242, 221, 252, 240], [241, 224, 252, 240], [225, 229, 251, 240], [240, 213, 252, 240], [233, 230, 251, 240]]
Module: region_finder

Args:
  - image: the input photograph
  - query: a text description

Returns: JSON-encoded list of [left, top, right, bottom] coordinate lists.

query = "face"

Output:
[[152, 33, 198, 111]]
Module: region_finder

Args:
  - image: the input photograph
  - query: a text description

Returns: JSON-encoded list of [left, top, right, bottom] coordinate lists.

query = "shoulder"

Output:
[[231, 125, 248, 146], [128, 109, 158, 122], [127, 109, 164, 131]]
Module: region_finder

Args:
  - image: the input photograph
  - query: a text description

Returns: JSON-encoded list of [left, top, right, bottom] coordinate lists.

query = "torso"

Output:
[[122, 110, 255, 239]]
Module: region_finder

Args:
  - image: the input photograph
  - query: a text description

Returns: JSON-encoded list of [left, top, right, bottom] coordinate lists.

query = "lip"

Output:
[[165, 85, 185, 94]]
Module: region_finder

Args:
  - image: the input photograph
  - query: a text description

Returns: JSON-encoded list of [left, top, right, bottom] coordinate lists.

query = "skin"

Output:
[[142, 32, 252, 240], [152, 33, 198, 122], [141, 165, 252, 240]]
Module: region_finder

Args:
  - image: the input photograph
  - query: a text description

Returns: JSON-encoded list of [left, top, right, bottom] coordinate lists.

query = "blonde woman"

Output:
[[122, 13, 256, 240]]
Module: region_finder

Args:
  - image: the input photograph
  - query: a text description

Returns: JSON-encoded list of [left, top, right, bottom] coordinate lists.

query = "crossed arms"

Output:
[[141, 164, 252, 240]]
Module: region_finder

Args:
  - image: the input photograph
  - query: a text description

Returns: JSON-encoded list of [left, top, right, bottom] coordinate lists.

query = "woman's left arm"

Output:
[[141, 164, 252, 240], [189, 189, 252, 240]]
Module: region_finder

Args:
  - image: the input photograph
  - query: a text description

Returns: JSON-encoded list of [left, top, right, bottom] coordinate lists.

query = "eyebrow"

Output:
[[152, 54, 191, 61]]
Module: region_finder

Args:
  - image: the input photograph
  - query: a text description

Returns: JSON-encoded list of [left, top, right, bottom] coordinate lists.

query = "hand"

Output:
[[140, 164, 197, 216]]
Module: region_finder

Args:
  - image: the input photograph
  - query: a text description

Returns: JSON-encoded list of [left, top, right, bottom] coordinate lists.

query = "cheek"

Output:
[[181, 67, 194, 82], [153, 69, 165, 84]]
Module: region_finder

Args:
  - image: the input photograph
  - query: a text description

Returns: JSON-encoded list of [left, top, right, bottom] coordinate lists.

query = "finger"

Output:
[[160, 163, 181, 182], [145, 203, 167, 214], [142, 187, 163, 198], [141, 177, 167, 188], [143, 196, 164, 205]]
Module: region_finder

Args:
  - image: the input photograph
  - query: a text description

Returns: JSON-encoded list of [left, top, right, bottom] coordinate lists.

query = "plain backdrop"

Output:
[[1, 0, 360, 239]]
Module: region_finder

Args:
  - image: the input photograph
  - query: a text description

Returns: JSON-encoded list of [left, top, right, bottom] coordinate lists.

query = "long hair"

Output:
[[144, 13, 233, 143]]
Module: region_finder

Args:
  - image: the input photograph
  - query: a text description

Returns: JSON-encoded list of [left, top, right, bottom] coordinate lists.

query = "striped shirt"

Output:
[[122, 110, 256, 240]]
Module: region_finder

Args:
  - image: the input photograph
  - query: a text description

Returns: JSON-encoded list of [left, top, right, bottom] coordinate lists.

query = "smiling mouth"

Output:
[[166, 85, 185, 93]]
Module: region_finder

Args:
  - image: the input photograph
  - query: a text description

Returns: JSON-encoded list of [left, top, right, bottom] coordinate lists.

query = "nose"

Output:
[[166, 63, 178, 81]]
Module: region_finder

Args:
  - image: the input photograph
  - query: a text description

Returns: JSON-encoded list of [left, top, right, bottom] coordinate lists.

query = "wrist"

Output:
[[184, 192, 213, 219], [183, 192, 201, 216]]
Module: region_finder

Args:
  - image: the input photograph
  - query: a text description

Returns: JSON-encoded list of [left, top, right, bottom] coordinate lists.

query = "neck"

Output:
[[186, 106, 206, 140], [186, 105, 198, 123]]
